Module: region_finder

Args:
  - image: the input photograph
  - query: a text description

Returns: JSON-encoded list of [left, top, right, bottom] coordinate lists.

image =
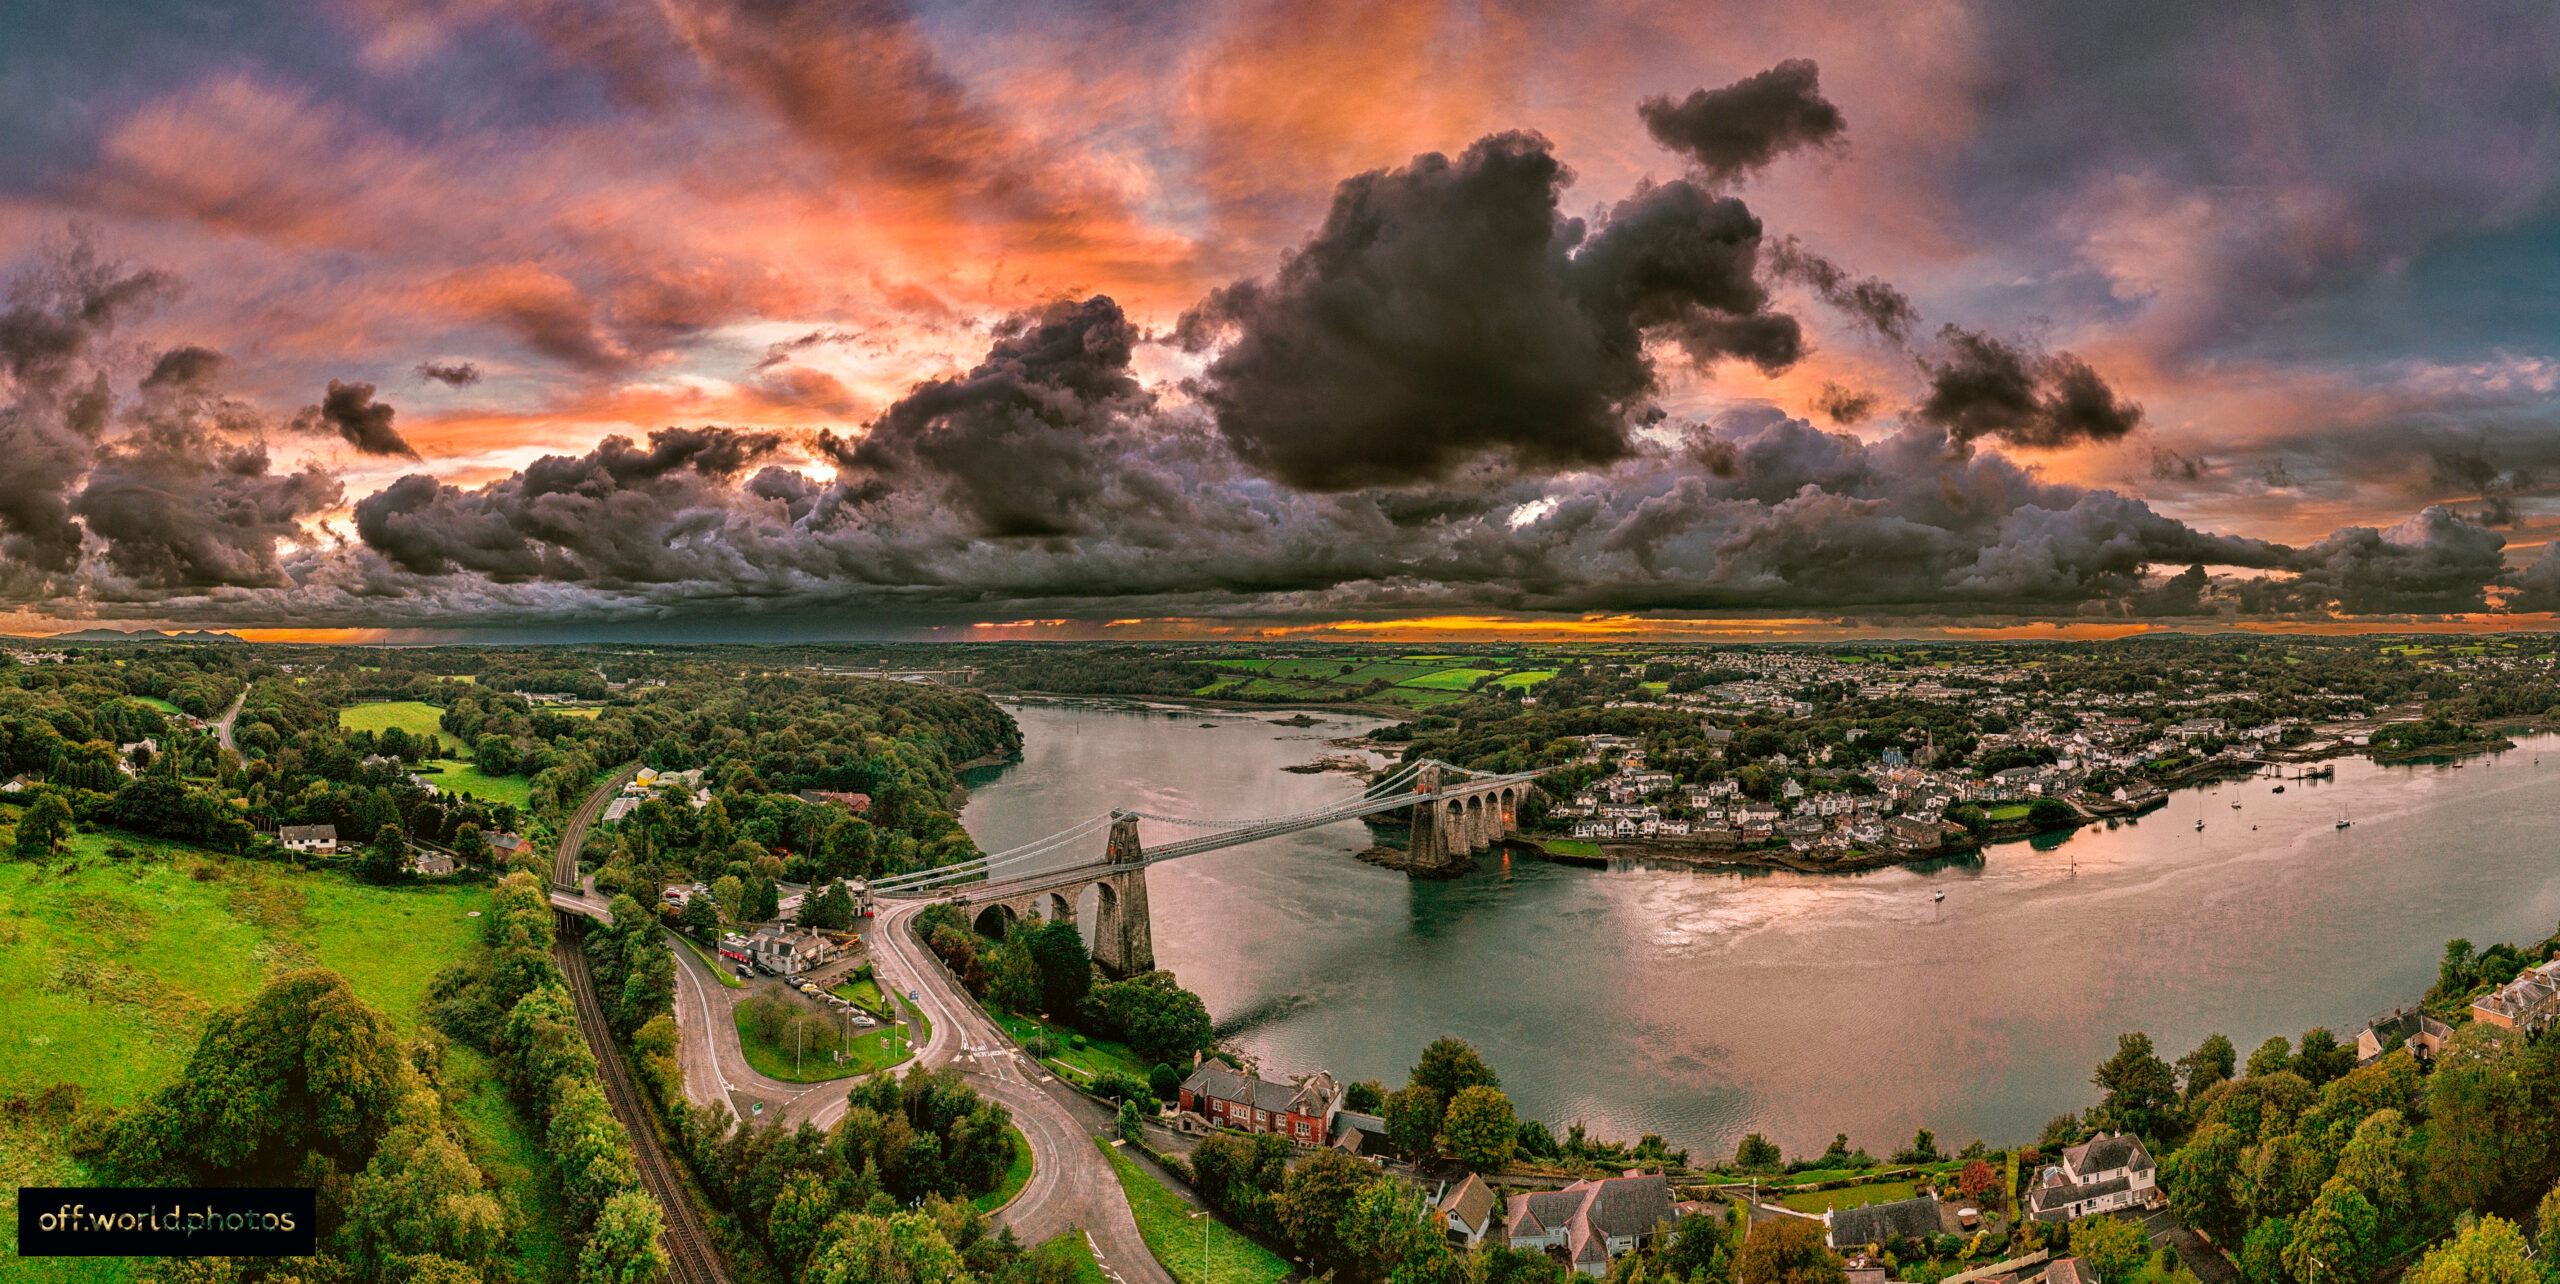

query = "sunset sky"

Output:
[[7, 0, 2560, 639]]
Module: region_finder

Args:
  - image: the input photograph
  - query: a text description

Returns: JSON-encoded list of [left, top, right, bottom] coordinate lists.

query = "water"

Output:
[[960, 699, 2560, 1162]]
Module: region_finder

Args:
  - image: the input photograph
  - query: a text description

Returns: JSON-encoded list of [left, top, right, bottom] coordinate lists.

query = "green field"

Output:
[[1396, 668, 1498, 690], [734, 1002, 910, 1082], [832, 976, 891, 1016], [424, 758, 535, 808], [338, 699, 461, 750], [995, 1011, 1153, 1084], [1495, 670, 1557, 688], [1779, 1178, 1924, 1215], [129, 695, 186, 716], [1984, 804, 2032, 822], [1541, 839, 1602, 857], [1099, 1139, 1292, 1284], [0, 834, 537, 1277], [973, 1125, 1037, 1212]]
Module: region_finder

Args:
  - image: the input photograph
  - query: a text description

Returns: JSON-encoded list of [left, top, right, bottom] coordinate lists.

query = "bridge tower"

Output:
[[1404, 763, 1471, 874], [1092, 813, 1156, 977]]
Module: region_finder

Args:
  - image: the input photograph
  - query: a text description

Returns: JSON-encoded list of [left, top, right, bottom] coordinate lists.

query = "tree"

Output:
[[1662, 1211, 1733, 1284], [1343, 1080, 1385, 1113], [360, 822, 408, 884], [2248, 1037, 2294, 1079], [2161, 1123, 2246, 1244], [578, 1188, 671, 1284], [745, 877, 780, 922], [2282, 1179, 2378, 1284], [1735, 1133, 1783, 1173], [453, 822, 491, 869], [2027, 798, 2078, 830], [474, 733, 518, 776], [2093, 1032, 2180, 1141], [1087, 972, 1214, 1062], [1893, 1129, 1940, 1164], [2178, 1033, 2237, 1103], [1278, 1148, 1374, 1273], [2295, 1028, 2353, 1087], [1439, 1086, 1518, 1169], [2403, 1215, 2536, 1284], [1956, 1160, 1999, 1201], [12, 790, 72, 858], [987, 936, 1040, 1015], [2039, 1113, 2082, 1149], [1736, 1216, 1846, 1284], [2437, 938, 2479, 998], [802, 881, 856, 930], [2331, 1110, 2407, 1216], [678, 892, 721, 940], [2237, 1218, 2293, 1284], [1411, 1037, 1500, 1100], [2071, 1216, 2149, 1284], [1383, 1085, 1443, 1157], [1024, 919, 1091, 1019]]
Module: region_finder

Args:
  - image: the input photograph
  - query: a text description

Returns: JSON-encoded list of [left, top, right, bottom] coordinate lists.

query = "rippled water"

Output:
[[960, 699, 2560, 1161]]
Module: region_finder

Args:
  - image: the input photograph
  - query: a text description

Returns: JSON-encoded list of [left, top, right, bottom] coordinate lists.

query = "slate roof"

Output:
[[278, 824, 337, 845], [1441, 1174, 1496, 1230], [2046, 1259, 2097, 1284], [1505, 1174, 1672, 1267], [1826, 1195, 1941, 1249], [1181, 1064, 1329, 1115], [2064, 1133, 2153, 1177], [2029, 1173, 2133, 1222]]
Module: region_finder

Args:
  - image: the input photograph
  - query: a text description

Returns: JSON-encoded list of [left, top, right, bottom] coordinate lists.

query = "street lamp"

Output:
[[1190, 1209, 1212, 1284]]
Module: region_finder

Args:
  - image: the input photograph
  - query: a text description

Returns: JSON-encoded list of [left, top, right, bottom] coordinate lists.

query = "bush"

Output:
[[1149, 1063, 1184, 1102], [1090, 1070, 1152, 1104]]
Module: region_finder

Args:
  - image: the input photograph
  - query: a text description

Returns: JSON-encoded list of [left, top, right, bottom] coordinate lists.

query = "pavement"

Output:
[[213, 690, 244, 752]]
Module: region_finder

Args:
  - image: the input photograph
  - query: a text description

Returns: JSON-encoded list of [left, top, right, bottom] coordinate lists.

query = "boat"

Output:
[[2272, 785, 2285, 793], [1932, 890, 1945, 903], [2336, 819, 2351, 829], [2230, 801, 2242, 809], [2195, 820, 2205, 831]]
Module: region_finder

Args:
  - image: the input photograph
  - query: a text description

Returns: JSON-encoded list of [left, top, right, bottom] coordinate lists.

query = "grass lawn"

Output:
[[1983, 804, 2032, 822], [129, 694, 187, 716], [338, 699, 460, 751], [972, 1125, 1036, 1212], [1042, 1230, 1110, 1284], [992, 1011, 1152, 1084], [0, 834, 504, 1277], [1780, 1179, 1924, 1215], [832, 975, 890, 1016], [1541, 838, 1602, 857], [446, 1042, 573, 1283], [423, 758, 534, 808], [900, 993, 932, 1048], [1098, 1139, 1292, 1284], [673, 930, 744, 988], [734, 1004, 909, 1082]]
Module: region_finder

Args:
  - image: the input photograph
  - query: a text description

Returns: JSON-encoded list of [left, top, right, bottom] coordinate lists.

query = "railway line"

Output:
[[557, 926, 732, 1284]]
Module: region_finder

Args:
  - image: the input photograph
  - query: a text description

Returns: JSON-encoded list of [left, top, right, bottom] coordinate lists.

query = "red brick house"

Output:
[[1177, 1064, 1341, 1144]]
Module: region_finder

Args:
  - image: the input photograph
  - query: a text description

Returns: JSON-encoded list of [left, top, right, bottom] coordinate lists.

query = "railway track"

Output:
[[556, 926, 732, 1284], [554, 761, 640, 891]]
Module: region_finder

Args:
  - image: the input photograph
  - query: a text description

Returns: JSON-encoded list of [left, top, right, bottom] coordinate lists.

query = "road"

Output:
[[851, 898, 1173, 1284], [555, 762, 1170, 1284], [212, 690, 244, 751]]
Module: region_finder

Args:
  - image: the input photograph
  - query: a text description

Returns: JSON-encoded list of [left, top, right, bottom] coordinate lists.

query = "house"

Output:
[[1178, 1064, 1342, 1145], [2027, 1133, 2157, 1222], [1883, 815, 1943, 852], [796, 789, 873, 813], [1439, 1174, 1497, 1249], [1505, 1172, 1673, 1276], [2470, 959, 2560, 1033], [278, 824, 338, 854], [487, 832, 532, 862], [1329, 1111, 1391, 1156], [2045, 1260, 2098, 1284], [1825, 1194, 1940, 1251], [410, 848, 456, 876], [2356, 1009, 2453, 1065], [747, 925, 840, 975]]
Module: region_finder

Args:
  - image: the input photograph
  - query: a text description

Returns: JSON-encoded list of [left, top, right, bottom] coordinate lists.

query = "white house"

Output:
[[1439, 1174, 1496, 1249], [278, 824, 338, 854], [2027, 1133, 2157, 1222], [1505, 1173, 1671, 1276]]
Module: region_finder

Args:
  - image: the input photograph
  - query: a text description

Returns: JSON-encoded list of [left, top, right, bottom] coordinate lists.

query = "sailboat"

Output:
[[2336, 801, 2351, 830]]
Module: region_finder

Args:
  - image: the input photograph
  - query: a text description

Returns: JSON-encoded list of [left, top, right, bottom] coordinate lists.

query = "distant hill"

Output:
[[21, 628, 246, 643]]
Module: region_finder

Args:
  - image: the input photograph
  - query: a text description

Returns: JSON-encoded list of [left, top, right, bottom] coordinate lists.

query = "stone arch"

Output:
[[972, 902, 1017, 939], [1463, 794, 1483, 851], [1045, 891, 1075, 926]]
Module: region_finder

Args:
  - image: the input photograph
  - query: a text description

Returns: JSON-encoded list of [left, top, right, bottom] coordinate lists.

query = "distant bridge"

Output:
[[868, 760, 1542, 975]]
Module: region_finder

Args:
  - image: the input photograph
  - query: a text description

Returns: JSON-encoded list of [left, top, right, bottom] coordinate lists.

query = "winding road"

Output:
[[557, 768, 1172, 1284], [212, 689, 244, 751]]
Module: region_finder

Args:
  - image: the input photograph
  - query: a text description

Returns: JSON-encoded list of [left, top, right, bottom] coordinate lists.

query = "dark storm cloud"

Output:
[[1765, 237, 1917, 342], [849, 295, 1146, 537], [1917, 326, 2143, 450], [2149, 449, 2210, 482], [414, 360, 481, 386], [1637, 59, 1847, 187], [1812, 382, 1877, 425], [142, 346, 228, 392], [299, 379, 418, 458], [352, 426, 787, 580], [753, 327, 859, 372], [2512, 540, 2560, 613], [1179, 132, 1800, 490], [0, 238, 171, 574], [2262, 506, 2509, 614], [72, 424, 338, 592]]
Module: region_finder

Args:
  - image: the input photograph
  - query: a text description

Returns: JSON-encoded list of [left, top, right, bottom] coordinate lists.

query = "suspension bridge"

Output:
[[867, 759, 1543, 975]]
